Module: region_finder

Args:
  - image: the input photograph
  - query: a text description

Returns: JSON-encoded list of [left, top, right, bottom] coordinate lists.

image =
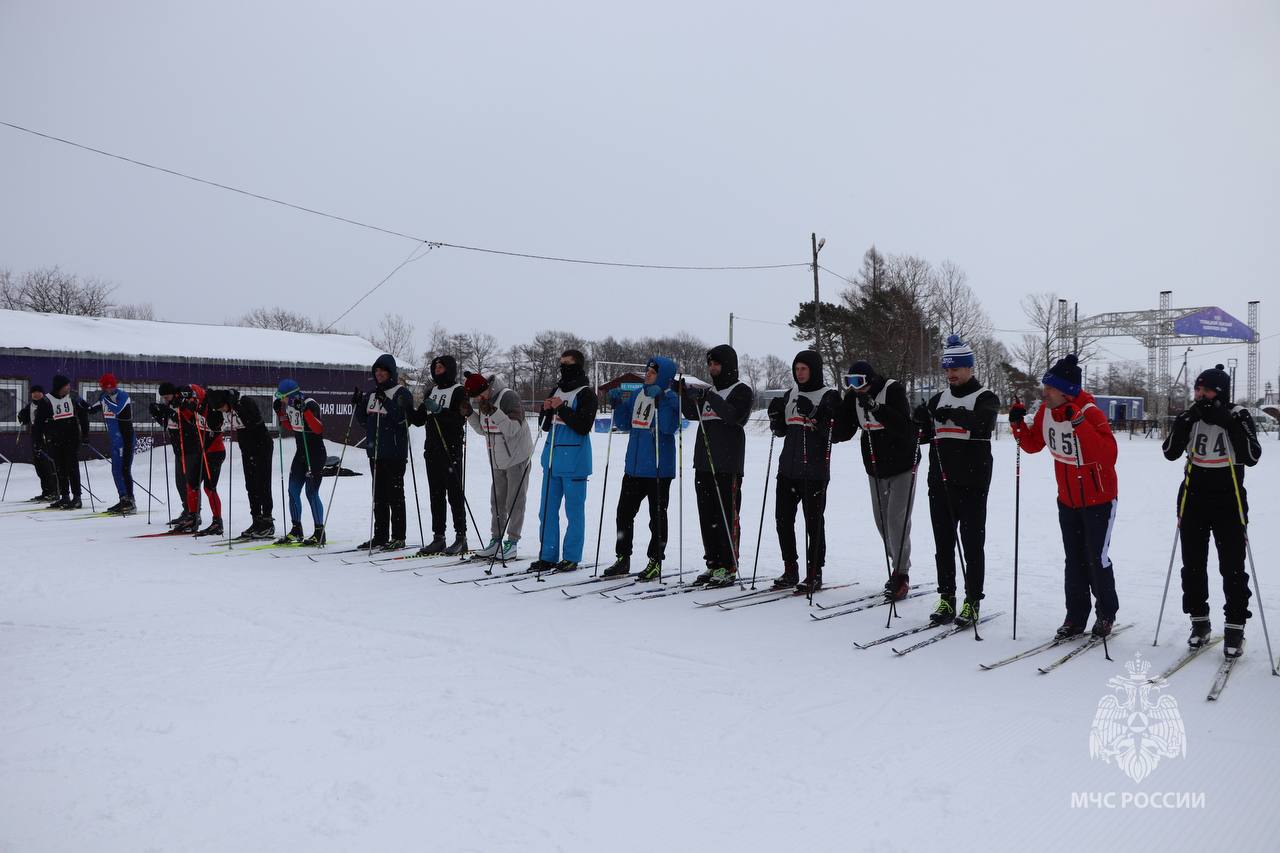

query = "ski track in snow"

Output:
[[1, 427, 1278, 852]]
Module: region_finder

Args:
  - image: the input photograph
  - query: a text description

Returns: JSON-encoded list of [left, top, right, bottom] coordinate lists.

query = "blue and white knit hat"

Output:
[[940, 335, 974, 369]]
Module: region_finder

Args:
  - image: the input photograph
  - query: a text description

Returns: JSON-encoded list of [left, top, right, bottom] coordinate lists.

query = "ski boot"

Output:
[[795, 572, 823, 595], [28, 492, 50, 502], [63, 497, 82, 510], [105, 500, 124, 514], [929, 596, 956, 626], [357, 537, 388, 551], [1223, 624, 1245, 659], [239, 517, 263, 540], [1055, 620, 1085, 641], [498, 539, 518, 561], [117, 497, 136, 515], [379, 539, 406, 552], [1090, 617, 1115, 639], [172, 513, 201, 534], [954, 599, 980, 628], [694, 567, 716, 585], [473, 538, 501, 559], [771, 560, 800, 590], [1188, 616, 1212, 648], [529, 559, 557, 572], [444, 535, 469, 557], [250, 517, 276, 540], [553, 560, 580, 573], [48, 497, 68, 509], [638, 559, 663, 581], [600, 556, 631, 578], [707, 568, 737, 588], [195, 517, 224, 538], [883, 572, 910, 603], [276, 523, 304, 545], [302, 525, 326, 547], [417, 536, 447, 557]]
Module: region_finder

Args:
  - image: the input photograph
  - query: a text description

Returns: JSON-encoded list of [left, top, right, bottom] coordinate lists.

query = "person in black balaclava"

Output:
[[353, 354, 415, 551], [766, 350, 841, 593], [1162, 363, 1262, 659], [17, 384, 59, 501], [409, 354, 469, 556], [680, 344, 754, 587], [149, 382, 195, 525]]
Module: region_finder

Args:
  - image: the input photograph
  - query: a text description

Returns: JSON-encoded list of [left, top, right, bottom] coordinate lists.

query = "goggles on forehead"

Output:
[[843, 374, 869, 390]]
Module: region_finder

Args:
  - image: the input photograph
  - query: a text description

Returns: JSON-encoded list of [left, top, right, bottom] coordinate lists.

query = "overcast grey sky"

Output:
[[2, 1, 1276, 389]]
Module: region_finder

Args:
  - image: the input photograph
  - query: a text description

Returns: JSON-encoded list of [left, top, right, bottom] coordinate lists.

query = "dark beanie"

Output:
[[52, 374, 70, 393], [1042, 354, 1082, 398], [1195, 364, 1231, 399], [158, 382, 177, 396], [30, 384, 44, 394], [848, 359, 876, 378]]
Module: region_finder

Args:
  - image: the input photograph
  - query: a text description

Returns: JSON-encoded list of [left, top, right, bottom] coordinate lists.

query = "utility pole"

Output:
[[811, 232, 825, 358], [728, 312, 734, 347]]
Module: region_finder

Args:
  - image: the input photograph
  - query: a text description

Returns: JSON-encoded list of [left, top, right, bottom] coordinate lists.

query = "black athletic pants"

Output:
[[775, 475, 827, 576], [240, 437, 274, 520], [614, 474, 672, 562], [425, 450, 466, 537], [695, 470, 741, 571], [928, 481, 989, 602], [372, 457, 408, 542], [1180, 487, 1252, 626]]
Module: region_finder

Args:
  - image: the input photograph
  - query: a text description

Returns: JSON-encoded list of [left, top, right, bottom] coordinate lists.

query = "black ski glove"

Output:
[[795, 396, 814, 416], [913, 402, 931, 427], [1200, 398, 1230, 426], [351, 388, 365, 409]]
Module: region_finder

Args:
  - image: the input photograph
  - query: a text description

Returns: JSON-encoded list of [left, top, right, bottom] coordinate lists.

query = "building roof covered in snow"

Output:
[[0, 309, 385, 369]]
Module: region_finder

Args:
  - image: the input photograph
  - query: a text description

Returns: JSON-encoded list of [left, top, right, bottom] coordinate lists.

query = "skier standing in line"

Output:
[[833, 360, 917, 603], [150, 382, 193, 526], [410, 355, 469, 556], [913, 336, 999, 627], [1009, 353, 1120, 639], [353, 354, 415, 551], [210, 389, 275, 540], [17, 384, 59, 501], [682, 345, 754, 588], [35, 374, 90, 509], [87, 373, 136, 514], [766, 350, 841, 593], [600, 356, 680, 581], [273, 379, 327, 546], [462, 371, 532, 561], [532, 349, 597, 573], [1162, 364, 1262, 659]]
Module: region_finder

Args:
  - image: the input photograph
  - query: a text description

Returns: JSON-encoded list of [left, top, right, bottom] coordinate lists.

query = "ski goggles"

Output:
[[843, 374, 869, 390]]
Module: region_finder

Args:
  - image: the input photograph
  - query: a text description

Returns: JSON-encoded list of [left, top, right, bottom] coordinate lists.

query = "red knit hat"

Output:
[[463, 372, 490, 398], [99, 373, 118, 390]]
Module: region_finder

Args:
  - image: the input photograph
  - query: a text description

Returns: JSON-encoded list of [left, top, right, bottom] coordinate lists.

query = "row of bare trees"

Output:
[[1, 266, 155, 320]]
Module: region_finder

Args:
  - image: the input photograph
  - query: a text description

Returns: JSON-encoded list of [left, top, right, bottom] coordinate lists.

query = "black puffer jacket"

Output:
[[833, 371, 917, 477], [768, 350, 840, 482], [682, 344, 754, 476]]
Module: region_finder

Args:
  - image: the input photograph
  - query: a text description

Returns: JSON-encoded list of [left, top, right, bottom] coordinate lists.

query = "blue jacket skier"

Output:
[[532, 349, 598, 572], [87, 373, 136, 514], [600, 356, 680, 579]]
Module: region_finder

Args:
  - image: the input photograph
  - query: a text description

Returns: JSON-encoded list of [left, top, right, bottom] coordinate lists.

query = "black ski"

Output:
[[1149, 637, 1223, 682], [716, 582, 857, 611], [1037, 624, 1133, 674], [810, 589, 930, 622], [1206, 655, 1240, 701], [891, 612, 1004, 655]]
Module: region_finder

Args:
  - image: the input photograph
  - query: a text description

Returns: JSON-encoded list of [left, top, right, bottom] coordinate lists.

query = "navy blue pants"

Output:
[[1058, 499, 1120, 626]]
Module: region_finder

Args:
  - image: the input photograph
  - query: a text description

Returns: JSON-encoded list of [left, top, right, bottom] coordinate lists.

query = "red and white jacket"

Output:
[[1012, 390, 1118, 508]]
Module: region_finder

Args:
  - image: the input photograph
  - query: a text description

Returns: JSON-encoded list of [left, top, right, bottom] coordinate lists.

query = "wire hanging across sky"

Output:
[[0, 120, 809, 273]]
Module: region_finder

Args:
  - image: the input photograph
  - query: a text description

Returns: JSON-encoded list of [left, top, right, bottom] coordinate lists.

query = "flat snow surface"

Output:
[[0, 308, 383, 366], [2, 425, 1277, 852]]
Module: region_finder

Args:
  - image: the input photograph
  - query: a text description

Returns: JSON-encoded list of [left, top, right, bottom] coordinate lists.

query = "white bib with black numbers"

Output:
[[784, 386, 832, 430], [428, 383, 460, 412], [699, 381, 744, 422], [1188, 410, 1243, 468], [854, 379, 894, 432], [552, 385, 583, 426], [225, 411, 244, 432], [933, 386, 979, 441], [631, 388, 658, 430], [49, 394, 74, 421], [1042, 403, 1097, 466], [285, 404, 305, 432], [366, 391, 387, 416]]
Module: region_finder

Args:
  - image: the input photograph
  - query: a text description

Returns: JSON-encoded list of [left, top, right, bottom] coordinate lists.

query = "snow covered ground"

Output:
[[2, 423, 1278, 852]]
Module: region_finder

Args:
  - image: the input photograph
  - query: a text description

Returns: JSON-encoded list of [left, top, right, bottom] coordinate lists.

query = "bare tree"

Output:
[[739, 354, 766, 393], [928, 260, 990, 343], [452, 330, 501, 376], [235, 306, 324, 333], [105, 302, 156, 321], [369, 314, 416, 363], [1, 266, 118, 316], [763, 354, 791, 389]]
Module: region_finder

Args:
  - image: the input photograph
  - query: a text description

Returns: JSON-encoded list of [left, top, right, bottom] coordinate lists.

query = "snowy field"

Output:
[[2, 422, 1278, 852]]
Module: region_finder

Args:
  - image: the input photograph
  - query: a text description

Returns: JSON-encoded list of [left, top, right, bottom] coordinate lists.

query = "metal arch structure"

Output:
[[1073, 291, 1261, 419]]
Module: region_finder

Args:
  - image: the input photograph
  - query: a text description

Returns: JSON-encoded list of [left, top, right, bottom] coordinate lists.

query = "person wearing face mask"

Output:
[[149, 382, 195, 526], [409, 354, 469, 557], [86, 373, 136, 515], [1161, 364, 1262, 659], [681, 344, 754, 588], [16, 385, 59, 502], [532, 349, 598, 573], [765, 350, 841, 593], [353, 354, 415, 552], [834, 359, 918, 604], [1009, 353, 1119, 641], [913, 335, 1000, 627], [599, 355, 680, 581]]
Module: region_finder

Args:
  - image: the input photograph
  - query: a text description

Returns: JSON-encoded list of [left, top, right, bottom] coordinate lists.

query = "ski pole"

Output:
[[677, 382, 684, 586], [324, 387, 358, 530], [89, 443, 160, 506], [1152, 444, 1193, 646], [1, 450, 12, 502], [405, 417, 426, 550], [367, 409, 381, 555], [226, 418, 235, 548], [146, 430, 154, 524], [749, 431, 776, 590], [161, 423, 171, 521], [930, 435, 981, 641], [1225, 438, 1278, 675], [484, 425, 544, 573], [1012, 400, 1022, 640], [653, 397, 662, 584], [537, 408, 559, 582], [887, 433, 922, 629], [276, 423, 287, 535], [82, 453, 97, 511], [591, 422, 614, 577]]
